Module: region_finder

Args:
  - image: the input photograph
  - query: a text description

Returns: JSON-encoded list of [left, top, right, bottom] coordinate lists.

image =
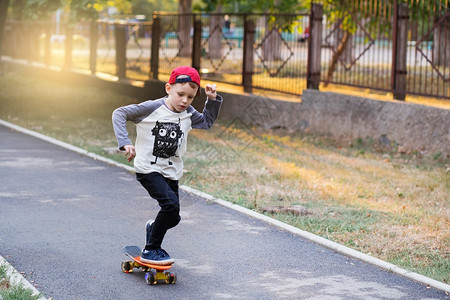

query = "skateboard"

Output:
[[122, 245, 176, 285]]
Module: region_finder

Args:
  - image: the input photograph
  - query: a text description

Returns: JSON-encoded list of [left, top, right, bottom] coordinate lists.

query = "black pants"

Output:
[[136, 172, 181, 249]]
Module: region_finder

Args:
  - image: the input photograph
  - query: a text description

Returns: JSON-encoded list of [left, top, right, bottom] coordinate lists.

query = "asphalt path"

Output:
[[0, 124, 448, 299]]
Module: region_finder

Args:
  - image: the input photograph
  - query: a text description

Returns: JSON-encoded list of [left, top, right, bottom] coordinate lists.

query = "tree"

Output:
[[236, 0, 309, 61], [414, 0, 450, 68], [208, 1, 223, 60], [131, 0, 178, 19], [178, 0, 192, 57], [193, 0, 230, 60], [7, 0, 110, 22], [9, 0, 61, 20], [0, 0, 11, 75], [321, 1, 361, 86], [196, 0, 308, 61]]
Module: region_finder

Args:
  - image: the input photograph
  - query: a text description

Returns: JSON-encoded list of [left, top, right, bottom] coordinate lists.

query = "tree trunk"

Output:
[[263, 20, 282, 61], [433, 12, 450, 69], [324, 30, 351, 87], [336, 28, 352, 66], [0, 0, 11, 74], [208, 6, 223, 60], [263, 0, 281, 62], [178, 0, 192, 57], [410, 20, 418, 41]]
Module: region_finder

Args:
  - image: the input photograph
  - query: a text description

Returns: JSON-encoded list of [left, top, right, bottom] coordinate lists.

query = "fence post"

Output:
[[115, 24, 127, 80], [64, 25, 73, 69], [392, 3, 409, 101], [150, 16, 161, 80], [28, 23, 40, 62], [90, 21, 98, 74], [0, 0, 9, 73], [307, 3, 323, 89], [192, 17, 202, 72], [44, 23, 51, 66], [242, 17, 255, 93]]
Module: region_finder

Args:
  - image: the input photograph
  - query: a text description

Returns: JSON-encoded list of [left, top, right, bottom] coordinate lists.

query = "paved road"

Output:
[[0, 124, 448, 299]]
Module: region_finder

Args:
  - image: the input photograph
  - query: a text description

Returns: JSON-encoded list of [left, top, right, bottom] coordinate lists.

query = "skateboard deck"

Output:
[[122, 246, 176, 285]]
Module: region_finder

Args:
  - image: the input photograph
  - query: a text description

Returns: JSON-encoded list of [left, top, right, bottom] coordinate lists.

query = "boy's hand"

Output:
[[123, 144, 136, 162], [205, 84, 217, 100]]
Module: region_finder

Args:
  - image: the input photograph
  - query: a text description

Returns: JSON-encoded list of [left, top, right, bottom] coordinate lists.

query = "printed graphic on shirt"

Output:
[[151, 120, 183, 165]]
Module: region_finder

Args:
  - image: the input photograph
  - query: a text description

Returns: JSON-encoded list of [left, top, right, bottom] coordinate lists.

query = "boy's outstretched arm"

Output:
[[190, 84, 222, 130], [205, 84, 217, 100]]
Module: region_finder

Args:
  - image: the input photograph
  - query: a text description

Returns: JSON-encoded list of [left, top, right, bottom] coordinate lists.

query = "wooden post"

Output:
[[115, 24, 127, 80], [392, 3, 409, 101], [191, 18, 202, 72], [1, 21, 11, 58], [44, 23, 51, 66], [64, 25, 73, 69], [90, 20, 98, 74], [150, 16, 161, 80], [242, 17, 255, 93], [0, 0, 10, 73], [307, 3, 323, 89], [28, 23, 40, 62]]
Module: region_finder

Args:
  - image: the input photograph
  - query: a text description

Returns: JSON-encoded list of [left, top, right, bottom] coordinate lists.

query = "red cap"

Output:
[[168, 66, 201, 96]]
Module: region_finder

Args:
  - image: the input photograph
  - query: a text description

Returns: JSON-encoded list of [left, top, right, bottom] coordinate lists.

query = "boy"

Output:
[[112, 66, 222, 265]]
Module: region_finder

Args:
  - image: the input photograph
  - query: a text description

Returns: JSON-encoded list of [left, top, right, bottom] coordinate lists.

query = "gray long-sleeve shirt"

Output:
[[112, 96, 222, 180]]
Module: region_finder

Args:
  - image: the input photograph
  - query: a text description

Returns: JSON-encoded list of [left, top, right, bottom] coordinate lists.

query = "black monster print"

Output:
[[151, 120, 183, 165]]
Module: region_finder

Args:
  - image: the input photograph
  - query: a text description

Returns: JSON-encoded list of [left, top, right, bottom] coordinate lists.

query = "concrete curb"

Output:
[[0, 256, 46, 299], [1, 119, 449, 294]]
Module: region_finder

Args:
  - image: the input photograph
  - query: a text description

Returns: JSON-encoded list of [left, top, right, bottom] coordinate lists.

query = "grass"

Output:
[[0, 263, 41, 300], [0, 70, 449, 284]]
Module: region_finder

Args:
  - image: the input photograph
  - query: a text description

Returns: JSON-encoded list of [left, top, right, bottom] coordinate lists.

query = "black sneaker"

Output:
[[141, 248, 174, 265]]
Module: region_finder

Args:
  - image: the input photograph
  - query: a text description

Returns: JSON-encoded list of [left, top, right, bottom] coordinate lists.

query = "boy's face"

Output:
[[165, 82, 198, 112]]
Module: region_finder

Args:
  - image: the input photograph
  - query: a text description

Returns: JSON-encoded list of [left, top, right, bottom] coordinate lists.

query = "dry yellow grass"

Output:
[[184, 124, 449, 283]]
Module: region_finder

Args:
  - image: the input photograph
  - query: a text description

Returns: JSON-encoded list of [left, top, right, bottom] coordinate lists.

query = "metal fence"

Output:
[[404, 0, 450, 98], [319, 2, 394, 92], [2, 1, 449, 100], [153, 12, 310, 95], [315, 0, 450, 99]]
